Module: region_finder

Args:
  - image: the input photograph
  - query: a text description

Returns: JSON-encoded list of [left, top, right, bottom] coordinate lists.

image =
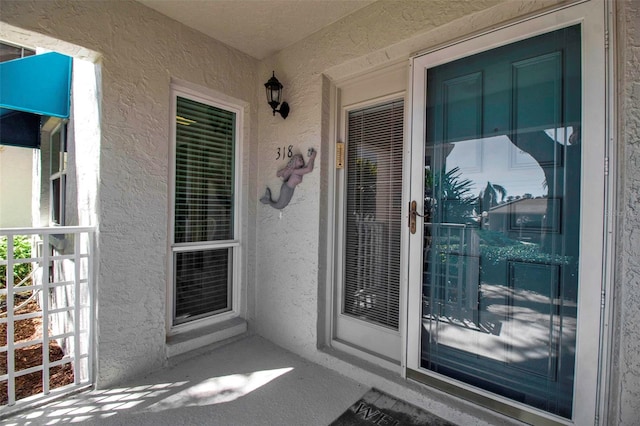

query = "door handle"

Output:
[[409, 200, 423, 235]]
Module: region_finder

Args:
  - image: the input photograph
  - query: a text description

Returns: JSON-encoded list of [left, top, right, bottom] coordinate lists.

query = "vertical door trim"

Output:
[[329, 61, 409, 367]]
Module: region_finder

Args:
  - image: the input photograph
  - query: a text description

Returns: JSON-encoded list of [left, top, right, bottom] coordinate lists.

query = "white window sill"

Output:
[[166, 316, 247, 358]]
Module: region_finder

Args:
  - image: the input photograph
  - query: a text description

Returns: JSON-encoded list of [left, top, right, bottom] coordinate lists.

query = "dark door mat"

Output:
[[330, 388, 456, 426]]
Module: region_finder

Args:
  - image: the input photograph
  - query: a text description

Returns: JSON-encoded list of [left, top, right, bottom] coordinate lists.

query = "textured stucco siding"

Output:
[[0, 0, 259, 387], [614, 0, 640, 424], [0, 146, 33, 228], [254, 0, 569, 357], [0, 1, 639, 423], [256, 0, 640, 423]]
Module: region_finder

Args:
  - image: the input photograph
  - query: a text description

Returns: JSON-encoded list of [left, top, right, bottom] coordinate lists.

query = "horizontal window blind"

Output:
[[174, 248, 232, 324], [343, 99, 404, 329], [173, 95, 236, 325], [175, 96, 235, 244]]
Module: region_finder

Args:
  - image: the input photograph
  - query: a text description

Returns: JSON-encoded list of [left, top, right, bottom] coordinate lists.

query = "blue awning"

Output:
[[0, 52, 72, 149]]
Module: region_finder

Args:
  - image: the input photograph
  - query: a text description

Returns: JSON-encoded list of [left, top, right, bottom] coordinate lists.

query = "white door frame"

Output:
[[405, 1, 608, 424], [330, 61, 409, 368]]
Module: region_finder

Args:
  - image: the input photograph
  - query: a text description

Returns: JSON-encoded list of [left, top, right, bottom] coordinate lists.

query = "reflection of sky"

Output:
[[544, 127, 573, 145], [446, 134, 553, 199]]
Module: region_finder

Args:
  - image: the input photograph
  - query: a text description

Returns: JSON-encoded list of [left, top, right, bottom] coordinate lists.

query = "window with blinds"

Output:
[[172, 95, 237, 325], [343, 99, 404, 329], [50, 123, 67, 226]]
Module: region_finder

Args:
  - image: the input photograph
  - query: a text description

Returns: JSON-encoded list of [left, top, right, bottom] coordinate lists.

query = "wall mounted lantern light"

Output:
[[265, 71, 290, 119]]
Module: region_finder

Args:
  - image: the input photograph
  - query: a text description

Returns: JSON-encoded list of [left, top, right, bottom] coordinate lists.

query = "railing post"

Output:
[[74, 233, 81, 385], [87, 230, 95, 385], [7, 234, 16, 406], [42, 233, 50, 395]]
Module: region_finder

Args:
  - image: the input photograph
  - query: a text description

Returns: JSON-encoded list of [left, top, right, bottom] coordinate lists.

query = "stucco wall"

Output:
[[0, 146, 33, 228], [0, 0, 259, 386], [255, 0, 640, 423], [1, 2, 638, 422], [613, 0, 640, 424], [255, 0, 569, 356]]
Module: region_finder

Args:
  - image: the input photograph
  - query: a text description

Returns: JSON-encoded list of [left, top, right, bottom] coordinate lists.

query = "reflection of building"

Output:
[[487, 197, 550, 244]]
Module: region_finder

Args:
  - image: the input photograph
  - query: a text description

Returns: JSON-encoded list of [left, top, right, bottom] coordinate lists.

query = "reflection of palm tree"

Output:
[[478, 182, 507, 214], [434, 166, 477, 224]]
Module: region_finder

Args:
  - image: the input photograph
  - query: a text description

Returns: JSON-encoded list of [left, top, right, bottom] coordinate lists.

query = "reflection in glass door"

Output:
[[418, 26, 581, 418]]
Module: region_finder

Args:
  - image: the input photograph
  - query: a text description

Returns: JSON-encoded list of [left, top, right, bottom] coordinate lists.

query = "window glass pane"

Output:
[[61, 128, 67, 172], [172, 93, 238, 326], [174, 97, 235, 243], [51, 176, 65, 225], [0, 42, 35, 63], [51, 130, 61, 174], [174, 248, 232, 324], [343, 99, 404, 329], [421, 25, 581, 418]]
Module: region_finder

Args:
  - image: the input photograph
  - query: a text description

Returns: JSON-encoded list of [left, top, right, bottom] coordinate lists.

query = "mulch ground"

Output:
[[0, 297, 74, 405]]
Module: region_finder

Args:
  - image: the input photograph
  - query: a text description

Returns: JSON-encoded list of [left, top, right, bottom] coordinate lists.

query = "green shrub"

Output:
[[477, 230, 571, 266], [0, 236, 33, 288]]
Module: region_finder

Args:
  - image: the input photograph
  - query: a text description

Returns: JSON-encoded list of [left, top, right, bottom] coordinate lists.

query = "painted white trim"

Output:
[[323, 79, 339, 350], [331, 339, 402, 374], [334, 92, 406, 361], [406, 1, 607, 424], [172, 240, 240, 251], [595, 2, 617, 424], [410, 0, 590, 61], [48, 122, 67, 226], [331, 63, 407, 364], [166, 81, 245, 336], [167, 91, 178, 333], [399, 61, 414, 374]]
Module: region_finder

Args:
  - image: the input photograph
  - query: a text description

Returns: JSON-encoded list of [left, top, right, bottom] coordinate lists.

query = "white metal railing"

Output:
[[0, 227, 94, 409]]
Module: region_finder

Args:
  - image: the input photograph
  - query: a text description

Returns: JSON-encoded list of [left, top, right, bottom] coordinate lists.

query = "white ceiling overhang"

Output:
[[136, 0, 377, 60]]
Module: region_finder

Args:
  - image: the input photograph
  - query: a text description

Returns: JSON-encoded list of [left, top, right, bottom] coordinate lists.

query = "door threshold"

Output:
[[406, 368, 571, 426], [331, 339, 401, 374]]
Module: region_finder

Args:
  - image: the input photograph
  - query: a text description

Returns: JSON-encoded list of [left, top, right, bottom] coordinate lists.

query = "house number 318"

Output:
[[276, 145, 293, 160]]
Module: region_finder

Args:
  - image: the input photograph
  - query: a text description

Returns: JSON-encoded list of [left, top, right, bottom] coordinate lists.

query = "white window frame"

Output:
[[49, 121, 67, 226], [167, 82, 244, 334]]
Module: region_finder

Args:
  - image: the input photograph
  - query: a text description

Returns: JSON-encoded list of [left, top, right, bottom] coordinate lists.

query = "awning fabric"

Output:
[[0, 52, 72, 117], [0, 52, 72, 149]]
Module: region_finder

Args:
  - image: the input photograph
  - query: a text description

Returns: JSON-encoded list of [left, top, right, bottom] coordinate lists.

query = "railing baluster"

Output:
[[88, 231, 95, 385], [74, 234, 81, 385], [42, 233, 50, 395], [7, 234, 16, 406]]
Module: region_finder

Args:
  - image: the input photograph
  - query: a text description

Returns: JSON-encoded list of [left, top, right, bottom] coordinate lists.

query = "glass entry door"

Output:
[[406, 13, 606, 422]]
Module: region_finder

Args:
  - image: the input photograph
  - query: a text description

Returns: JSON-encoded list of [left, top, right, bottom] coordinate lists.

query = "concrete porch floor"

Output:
[[3, 334, 525, 426], [5, 335, 369, 426]]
